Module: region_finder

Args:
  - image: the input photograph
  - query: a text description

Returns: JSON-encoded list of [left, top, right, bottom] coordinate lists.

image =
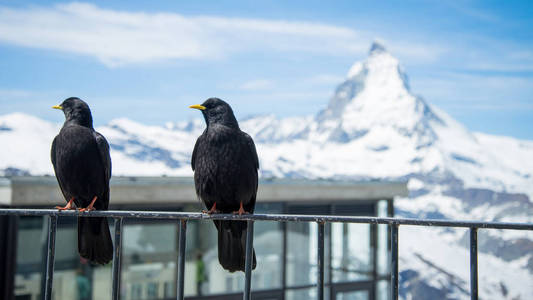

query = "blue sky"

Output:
[[0, 1, 532, 139]]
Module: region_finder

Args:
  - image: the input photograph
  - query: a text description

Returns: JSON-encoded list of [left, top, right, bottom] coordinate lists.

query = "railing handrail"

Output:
[[2, 208, 532, 300], [0, 208, 532, 230]]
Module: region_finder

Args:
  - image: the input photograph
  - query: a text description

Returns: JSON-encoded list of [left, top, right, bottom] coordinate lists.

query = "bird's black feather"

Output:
[[191, 98, 259, 272], [51, 97, 113, 264]]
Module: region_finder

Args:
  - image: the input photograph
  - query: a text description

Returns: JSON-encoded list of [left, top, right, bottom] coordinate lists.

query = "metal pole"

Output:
[[177, 220, 187, 300], [281, 221, 287, 293], [470, 228, 478, 300], [243, 220, 254, 300], [111, 218, 123, 300], [390, 224, 399, 300], [317, 222, 325, 300], [44, 215, 57, 300]]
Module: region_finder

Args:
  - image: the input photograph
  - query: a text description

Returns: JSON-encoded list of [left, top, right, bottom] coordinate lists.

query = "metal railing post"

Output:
[[44, 215, 57, 300], [390, 223, 399, 300], [112, 217, 123, 300], [317, 222, 325, 300], [177, 220, 187, 300], [470, 228, 478, 300], [243, 220, 254, 300]]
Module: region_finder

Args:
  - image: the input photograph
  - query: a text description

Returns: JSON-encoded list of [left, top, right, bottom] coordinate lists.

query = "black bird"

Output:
[[190, 98, 259, 272], [51, 97, 113, 264]]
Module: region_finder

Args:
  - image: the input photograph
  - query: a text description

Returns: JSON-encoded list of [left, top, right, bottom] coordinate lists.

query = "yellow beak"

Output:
[[52, 105, 63, 110], [189, 104, 206, 110]]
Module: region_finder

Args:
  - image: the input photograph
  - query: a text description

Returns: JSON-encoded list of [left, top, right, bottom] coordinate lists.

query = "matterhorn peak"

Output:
[[315, 41, 441, 146], [369, 40, 387, 55], [346, 40, 396, 79]]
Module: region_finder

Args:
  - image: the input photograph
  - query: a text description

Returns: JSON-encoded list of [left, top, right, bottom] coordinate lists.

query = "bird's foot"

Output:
[[203, 203, 221, 214], [78, 196, 97, 212], [56, 206, 76, 211], [232, 202, 249, 216], [78, 207, 95, 212], [56, 198, 75, 211]]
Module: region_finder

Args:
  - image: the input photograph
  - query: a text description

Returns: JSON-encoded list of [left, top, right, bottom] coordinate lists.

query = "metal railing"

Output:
[[1, 208, 532, 300]]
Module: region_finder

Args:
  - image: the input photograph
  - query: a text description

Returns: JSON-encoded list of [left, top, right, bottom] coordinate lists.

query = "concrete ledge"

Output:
[[0, 176, 408, 206]]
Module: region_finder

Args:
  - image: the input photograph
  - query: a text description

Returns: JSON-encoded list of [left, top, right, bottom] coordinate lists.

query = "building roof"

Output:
[[0, 176, 408, 207]]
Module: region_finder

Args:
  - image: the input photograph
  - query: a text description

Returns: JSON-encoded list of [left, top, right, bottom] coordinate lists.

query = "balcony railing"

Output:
[[1, 208, 532, 300]]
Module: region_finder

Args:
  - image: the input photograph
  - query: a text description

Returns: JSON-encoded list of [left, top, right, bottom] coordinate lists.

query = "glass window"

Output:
[[15, 216, 113, 300], [286, 204, 330, 288], [331, 223, 372, 282], [330, 204, 375, 283], [131, 283, 142, 300], [377, 200, 390, 276], [146, 282, 158, 298], [287, 221, 318, 287], [336, 290, 369, 300], [195, 203, 284, 296], [286, 288, 316, 300], [121, 220, 178, 300], [15, 216, 45, 300], [377, 280, 390, 300], [12, 200, 386, 300], [252, 221, 283, 290], [163, 281, 172, 298]]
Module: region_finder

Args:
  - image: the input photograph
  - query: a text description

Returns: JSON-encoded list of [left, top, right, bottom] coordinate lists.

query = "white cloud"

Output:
[[0, 89, 33, 99], [464, 62, 533, 72], [239, 79, 274, 91], [411, 72, 533, 111], [442, 2, 500, 23], [0, 2, 370, 67], [307, 74, 345, 85]]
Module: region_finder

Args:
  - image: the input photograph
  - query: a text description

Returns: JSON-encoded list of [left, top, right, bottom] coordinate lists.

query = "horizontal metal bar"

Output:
[[1, 208, 532, 230]]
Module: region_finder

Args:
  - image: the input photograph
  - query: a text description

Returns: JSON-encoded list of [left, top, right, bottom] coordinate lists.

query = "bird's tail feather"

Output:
[[78, 216, 113, 264], [216, 220, 257, 272]]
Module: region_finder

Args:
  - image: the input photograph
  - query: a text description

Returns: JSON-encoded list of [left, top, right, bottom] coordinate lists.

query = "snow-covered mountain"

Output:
[[1, 41, 532, 299]]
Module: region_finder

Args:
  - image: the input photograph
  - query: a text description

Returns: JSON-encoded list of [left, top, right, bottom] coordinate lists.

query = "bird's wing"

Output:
[[94, 131, 112, 183], [191, 132, 206, 171], [51, 135, 69, 200], [191, 138, 199, 171], [242, 132, 258, 213], [51, 136, 57, 168], [243, 132, 259, 170]]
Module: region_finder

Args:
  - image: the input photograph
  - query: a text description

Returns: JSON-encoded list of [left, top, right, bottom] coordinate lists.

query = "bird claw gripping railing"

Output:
[[1, 208, 532, 300]]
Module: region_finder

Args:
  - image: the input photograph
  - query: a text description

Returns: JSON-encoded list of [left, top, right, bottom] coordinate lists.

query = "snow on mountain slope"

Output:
[[97, 118, 194, 176], [0, 113, 58, 175], [400, 226, 533, 299], [1, 41, 532, 299]]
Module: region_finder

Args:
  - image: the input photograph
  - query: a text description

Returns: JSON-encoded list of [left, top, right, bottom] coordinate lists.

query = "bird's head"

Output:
[[52, 97, 93, 128], [189, 98, 239, 128]]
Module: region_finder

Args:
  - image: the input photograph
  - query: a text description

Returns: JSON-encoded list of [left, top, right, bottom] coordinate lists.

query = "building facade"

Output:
[[0, 176, 407, 300]]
